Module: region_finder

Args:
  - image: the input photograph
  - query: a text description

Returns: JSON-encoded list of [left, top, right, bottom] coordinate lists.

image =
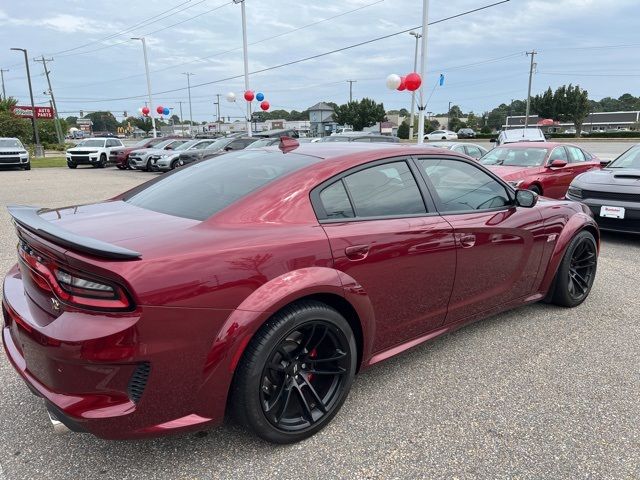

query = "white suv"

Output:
[[66, 137, 124, 169], [0, 137, 30, 170]]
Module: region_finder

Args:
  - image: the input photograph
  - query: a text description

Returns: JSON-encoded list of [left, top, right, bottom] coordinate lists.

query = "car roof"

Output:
[[492, 141, 573, 149], [259, 142, 458, 159]]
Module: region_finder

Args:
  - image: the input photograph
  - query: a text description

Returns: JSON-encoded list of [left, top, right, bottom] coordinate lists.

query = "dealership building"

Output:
[[504, 111, 640, 132]]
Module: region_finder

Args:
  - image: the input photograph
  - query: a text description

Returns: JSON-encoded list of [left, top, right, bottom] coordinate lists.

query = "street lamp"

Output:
[[233, 0, 252, 136], [408, 31, 422, 141], [131, 37, 157, 138], [10, 48, 42, 156], [182, 72, 195, 137]]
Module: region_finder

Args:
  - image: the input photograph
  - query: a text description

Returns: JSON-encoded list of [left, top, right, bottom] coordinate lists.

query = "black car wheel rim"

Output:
[[260, 321, 350, 432], [568, 238, 597, 300]]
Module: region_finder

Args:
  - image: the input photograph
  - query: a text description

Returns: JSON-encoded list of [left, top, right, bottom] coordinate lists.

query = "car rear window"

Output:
[[125, 150, 318, 221]]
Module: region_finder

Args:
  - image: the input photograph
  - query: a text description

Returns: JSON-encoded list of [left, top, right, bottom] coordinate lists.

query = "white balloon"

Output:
[[138, 107, 144, 114], [226, 92, 236, 103], [386, 74, 402, 90]]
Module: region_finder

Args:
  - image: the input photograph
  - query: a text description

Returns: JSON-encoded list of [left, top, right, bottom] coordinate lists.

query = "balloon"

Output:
[[141, 106, 150, 116], [397, 76, 407, 91], [226, 92, 236, 103], [156, 105, 164, 115], [163, 107, 170, 116], [260, 100, 270, 111], [385, 74, 402, 90], [405, 72, 422, 91], [244, 90, 255, 102], [256, 92, 265, 102]]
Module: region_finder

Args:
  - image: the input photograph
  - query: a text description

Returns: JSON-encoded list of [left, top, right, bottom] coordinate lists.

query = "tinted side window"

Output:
[[352, 137, 371, 142], [465, 145, 482, 158], [567, 146, 586, 163], [418, 159, 511, 212], [549, 147, 568, 162], [319, 181, 354, 219], [343, 162, 426, 217]]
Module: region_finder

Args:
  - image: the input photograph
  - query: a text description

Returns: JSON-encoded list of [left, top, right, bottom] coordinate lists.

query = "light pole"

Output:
[[416, 0, 430, 144], [408, 31, 422, 141], [0, 68, 8, 100], [234, 0, 252, 136], [131, 37, 157, 138], [182, 72, 194, 137], [10, 48, 42, 156], [448, 101, 452, 130]]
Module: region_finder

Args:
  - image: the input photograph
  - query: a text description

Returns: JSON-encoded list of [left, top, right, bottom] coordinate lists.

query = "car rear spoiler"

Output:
[[7, 205, 142, 260]]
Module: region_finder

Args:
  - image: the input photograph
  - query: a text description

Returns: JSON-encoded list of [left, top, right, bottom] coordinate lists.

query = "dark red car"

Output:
[[479, 142, 601, 198], [3, 142, 599, 443], [110, 136, 182, 170]]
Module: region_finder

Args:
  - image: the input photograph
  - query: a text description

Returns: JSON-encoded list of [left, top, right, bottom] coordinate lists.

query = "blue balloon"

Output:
[[256, 92, 265, 102], [163, 107, 170, 116]]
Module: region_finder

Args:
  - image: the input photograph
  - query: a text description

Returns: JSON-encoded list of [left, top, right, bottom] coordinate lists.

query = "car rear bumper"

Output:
[[2, 264, 235, 439]]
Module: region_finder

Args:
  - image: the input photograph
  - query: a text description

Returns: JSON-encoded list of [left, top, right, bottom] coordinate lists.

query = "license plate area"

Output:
[[600, 205, 625, 219]]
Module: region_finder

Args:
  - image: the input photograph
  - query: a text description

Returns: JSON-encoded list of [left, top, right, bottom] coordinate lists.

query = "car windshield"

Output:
[[150, 139, 175, 149], [125, 150, 319, 221], [77, 139, 106, 147], [174, 140, 198, 151], [609, 145, 640, 168], [480, 147, 548, 167], [132, 138, 153, 148], [0, 139, 23, 148]]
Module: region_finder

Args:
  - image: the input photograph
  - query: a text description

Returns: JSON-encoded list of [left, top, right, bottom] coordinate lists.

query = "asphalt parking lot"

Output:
[[0, 154, 638, 479]]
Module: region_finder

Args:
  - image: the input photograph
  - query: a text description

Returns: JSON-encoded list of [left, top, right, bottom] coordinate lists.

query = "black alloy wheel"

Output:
[[551, 230, 597, 307], [231, 301, 357, 443], [99, 154, 107, 168]]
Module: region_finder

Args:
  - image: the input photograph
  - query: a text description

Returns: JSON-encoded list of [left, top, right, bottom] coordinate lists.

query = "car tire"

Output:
[[550, 230, 597, 308], [230, 300, 357, 444], [170, 159, 180, 170], [528, 185, 542, 195], [144, 159, 152, 172], [23, 163, 31, 171], [441, 136, 447, 140], [67, 163, 77, 169], [98, 154, 107, 168]]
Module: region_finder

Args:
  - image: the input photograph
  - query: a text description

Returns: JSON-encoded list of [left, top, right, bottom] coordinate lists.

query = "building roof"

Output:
[[308, 102, 335, 112]]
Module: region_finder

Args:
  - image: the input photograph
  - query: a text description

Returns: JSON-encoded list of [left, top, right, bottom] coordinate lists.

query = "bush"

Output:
[[547, 131, 640, 139], [43, 142, 67, 151], [480, 126, 492, 134], [397, 121, 410, 139]]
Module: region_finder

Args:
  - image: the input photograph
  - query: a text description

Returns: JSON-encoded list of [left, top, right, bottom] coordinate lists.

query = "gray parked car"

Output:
[[320, 134, 400, 143], [128, 139, 189, 171], [177, 137, 259, 168], [0, 137, 30, 170], [425, 141, 488, 160], [152, 139, 229, 172]]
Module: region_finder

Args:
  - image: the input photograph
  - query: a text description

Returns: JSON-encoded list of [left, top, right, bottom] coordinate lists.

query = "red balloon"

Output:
[[260, 100, 270, 111], [397, 76, 407, 91], [156, 105, 164, 115], [405, 72, 422, 91], [141, 106, 150, 116], [244, 90, 255, 102]]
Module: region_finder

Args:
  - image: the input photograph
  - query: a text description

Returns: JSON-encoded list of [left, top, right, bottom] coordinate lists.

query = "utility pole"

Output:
[[0, 68, 8, 100], [234, 0, 252, 136], [34, 56, 64, 144], [524, 50, 537, 129], [447, 101, 452, 130], [416, 0, 430, 144], [131, 37, 157, 138], [347, 80, 357, 102], [215, 93, 221, 121], [178, 101, 184, 136], [408, 32, 421, 141], [182, 72, 194, 137], [10, 48, 42, 156]]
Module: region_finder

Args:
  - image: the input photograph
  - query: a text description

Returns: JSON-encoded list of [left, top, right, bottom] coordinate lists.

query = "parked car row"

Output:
[[0, 137, 30, 170]]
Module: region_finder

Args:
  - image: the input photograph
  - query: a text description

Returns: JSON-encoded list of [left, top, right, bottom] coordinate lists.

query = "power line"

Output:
[[53, 0, 513, 104]]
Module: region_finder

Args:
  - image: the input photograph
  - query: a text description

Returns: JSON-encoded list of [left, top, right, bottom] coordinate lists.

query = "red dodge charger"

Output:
[[2, 141, 599, 443]]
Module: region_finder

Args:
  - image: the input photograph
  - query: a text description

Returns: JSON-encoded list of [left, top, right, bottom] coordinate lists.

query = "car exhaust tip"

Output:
[[48, 410, 70, 434]]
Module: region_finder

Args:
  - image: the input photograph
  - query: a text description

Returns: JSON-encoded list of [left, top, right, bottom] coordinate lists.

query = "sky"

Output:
[[1, 0, 639, 123]]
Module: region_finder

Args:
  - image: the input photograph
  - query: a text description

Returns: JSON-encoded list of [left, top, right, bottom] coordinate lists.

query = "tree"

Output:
[[556, 84, 590, 137], [531, 87, 556, 119], [333, 98, 386, 131], [65, 116, 78, 126], [465, 112, 480, 131], [170, 114, 180, 124], [448, 105, 463, 119], [0, 97, 32, 144], [85, 111, 119, 132], [486, 104, 509, 130], [397, 120, 410, 139]]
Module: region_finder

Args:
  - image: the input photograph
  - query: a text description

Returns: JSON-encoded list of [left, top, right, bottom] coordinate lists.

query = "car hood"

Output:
[[38, 201, 200, 255], [130, 147, 166, 156], [67, 146, 101, 152], [574, 168, 640, 187], [0, 147, 27, 153], [484, 165, 541, 180]]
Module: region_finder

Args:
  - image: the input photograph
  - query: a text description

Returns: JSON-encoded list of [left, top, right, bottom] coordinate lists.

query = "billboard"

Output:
[[11, 105, 55, 119]]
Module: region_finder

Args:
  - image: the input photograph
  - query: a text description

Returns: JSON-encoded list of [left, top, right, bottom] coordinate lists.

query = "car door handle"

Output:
[[459, 234, 476, 248], [345, 244, 369, 260]]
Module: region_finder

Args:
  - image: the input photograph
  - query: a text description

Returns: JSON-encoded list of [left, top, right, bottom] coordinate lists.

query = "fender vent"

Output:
[[127, 362, 151, 404]]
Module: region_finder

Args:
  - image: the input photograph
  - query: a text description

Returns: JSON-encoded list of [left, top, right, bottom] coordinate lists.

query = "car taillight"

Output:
[[18, 241, 132, 311]]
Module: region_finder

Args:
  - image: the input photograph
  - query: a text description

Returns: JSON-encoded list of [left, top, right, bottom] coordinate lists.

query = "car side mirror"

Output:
[[515, 189, 538, 208], [549, 159, 568, 168], [165, 146, 173, 150], [600, 159, 611, 167], [489, 138, 497, 143]]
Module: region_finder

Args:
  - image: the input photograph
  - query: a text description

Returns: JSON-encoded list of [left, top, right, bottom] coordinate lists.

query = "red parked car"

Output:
[[479, 142, 601, 198], [3, 142, 599, 443], [110, 136, 182, 170]]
